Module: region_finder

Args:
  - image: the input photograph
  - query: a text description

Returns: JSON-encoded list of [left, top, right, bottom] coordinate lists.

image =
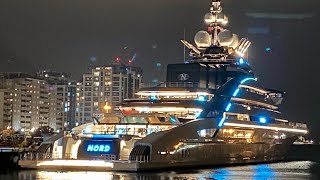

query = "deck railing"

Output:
[[20, 152, 151, 163], [141, 82, 199, 88], [19, 152, 135, 162]]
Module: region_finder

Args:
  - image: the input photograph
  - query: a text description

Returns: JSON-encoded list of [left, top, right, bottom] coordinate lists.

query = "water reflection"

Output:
[[3, 161, 319, 180]]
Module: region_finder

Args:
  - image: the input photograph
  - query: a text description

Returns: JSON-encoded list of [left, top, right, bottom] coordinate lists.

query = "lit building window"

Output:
[[93, 72, 100, 76]]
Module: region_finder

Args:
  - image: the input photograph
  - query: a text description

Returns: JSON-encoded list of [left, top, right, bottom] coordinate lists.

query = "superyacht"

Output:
[[127, 0, 308, 170]]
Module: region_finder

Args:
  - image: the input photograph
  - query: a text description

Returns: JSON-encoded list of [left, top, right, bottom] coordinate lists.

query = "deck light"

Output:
[[238, 58, 244, 65], [197, 95, 206, 101], [225, 103, 232, 111], [259, 117, 267, 124]]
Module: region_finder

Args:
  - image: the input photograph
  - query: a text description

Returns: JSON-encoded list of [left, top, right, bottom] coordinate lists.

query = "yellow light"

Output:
[[103, 103, 111, 111], [224, 122, 308, 134], [37, 171, 113, 180], [37, 160, 114, 168]]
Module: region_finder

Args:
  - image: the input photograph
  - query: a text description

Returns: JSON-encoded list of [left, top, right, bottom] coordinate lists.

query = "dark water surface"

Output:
[[1, 161, 319, 180]]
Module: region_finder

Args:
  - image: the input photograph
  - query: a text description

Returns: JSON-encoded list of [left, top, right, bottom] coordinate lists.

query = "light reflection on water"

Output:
[[2, 161, 319, 180]]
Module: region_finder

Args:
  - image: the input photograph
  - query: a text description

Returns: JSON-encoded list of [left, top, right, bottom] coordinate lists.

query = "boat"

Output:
[[35, 113, 180, 161], [23, 0, 308, 171], [126, 0, 308, 170]]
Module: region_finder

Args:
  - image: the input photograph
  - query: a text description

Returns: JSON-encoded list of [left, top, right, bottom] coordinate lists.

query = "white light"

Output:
[[239, 58, 244, 64], [224, 122, 308, 134], [131, 107, 203, 113], [37, 160, 114, 168], [30, 127, 35, 133], [199, 129, 206, 137], [259, 117, 267, 123], [21, 128, 25, 132], [84, 127, 91, 133], [197, 95, 206, 101], [136, 91, 210, 96]]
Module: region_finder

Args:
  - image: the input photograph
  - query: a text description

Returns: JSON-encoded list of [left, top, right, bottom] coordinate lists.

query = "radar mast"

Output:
[[181, 0, 251, 63]]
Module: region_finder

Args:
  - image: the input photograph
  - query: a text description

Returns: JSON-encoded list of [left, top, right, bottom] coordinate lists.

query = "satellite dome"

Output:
[[217, 30, 233, 46], [194, 31, 212, 48], [204, 13, 216, 23], [229, 34, 239, 49]]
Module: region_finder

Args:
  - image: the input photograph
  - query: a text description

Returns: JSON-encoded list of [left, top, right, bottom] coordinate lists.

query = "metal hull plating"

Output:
[[128, 116, 306, 171], [127, 142, 296, 171]]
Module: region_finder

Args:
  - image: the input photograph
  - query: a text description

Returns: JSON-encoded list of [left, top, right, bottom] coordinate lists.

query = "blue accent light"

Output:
[[240, 77, 256, 84], [259, 117, 267, 124], [150, 94, 157, 100], [218, 77, 257, 128], [225, 103, 232, 111], [218, 117, 226, 127], [232, 88, 240, 97], [253, 164, 276, 179], [92, 134, 119, 139], [197, 95, 206, 101], [265, 47, 272, 52], [238, 58, 245, 65], [86, 144, 111, 153], [116, 128, 125, 135], [169, 116, 177, 122], [195, 112, 201, 118]]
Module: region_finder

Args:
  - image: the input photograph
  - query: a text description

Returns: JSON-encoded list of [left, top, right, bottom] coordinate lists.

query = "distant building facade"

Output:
[[0, 73, 50, 132], [76, 63, 142, 125], [37, 70, 77, 130]]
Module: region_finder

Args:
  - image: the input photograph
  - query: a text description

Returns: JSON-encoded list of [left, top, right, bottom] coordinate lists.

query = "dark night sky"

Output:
[[0, 0, 320, 139]]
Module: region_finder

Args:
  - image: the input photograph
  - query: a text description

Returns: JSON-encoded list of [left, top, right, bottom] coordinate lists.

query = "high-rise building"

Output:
[[76, 63, 142, 125], [0, 89, 13, 130], [0, 73, 50, 132], [37, 70, 77, 130]]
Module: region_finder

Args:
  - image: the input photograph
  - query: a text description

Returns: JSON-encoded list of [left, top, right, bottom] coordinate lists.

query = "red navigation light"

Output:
[[208, 27, 214, 32], [115, 57, 120, 62], [128, 59, 132, 64]]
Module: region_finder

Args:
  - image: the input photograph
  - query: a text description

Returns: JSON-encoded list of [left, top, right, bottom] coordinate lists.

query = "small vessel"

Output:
[[126, 0, 308, 170]]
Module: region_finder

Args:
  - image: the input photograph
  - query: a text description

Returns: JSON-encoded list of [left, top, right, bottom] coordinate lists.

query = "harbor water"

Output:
[[1, 161, 319, 180]]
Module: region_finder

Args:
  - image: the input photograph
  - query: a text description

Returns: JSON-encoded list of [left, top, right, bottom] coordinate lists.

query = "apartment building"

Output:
[[37, 70, 77, 130], [0, 73, 50, 131], [76, 63, 142, 125]]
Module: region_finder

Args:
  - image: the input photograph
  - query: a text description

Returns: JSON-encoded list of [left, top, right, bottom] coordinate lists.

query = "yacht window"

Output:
[[121, 116, 148, 123], [100, 116, 120, 124], [219, 129, 254, 139], [197, 128, 216, 138], [148, 117, 161, 124]]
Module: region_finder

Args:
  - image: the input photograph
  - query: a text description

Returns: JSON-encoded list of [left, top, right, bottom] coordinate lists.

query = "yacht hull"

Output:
[[127, 140, 296, 171]]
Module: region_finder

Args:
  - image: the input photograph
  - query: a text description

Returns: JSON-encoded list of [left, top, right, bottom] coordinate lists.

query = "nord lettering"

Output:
[[86, 144, 111, 152]]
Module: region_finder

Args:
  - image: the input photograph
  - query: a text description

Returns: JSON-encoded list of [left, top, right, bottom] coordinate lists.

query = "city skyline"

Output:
[[0, 0, 319, 140]]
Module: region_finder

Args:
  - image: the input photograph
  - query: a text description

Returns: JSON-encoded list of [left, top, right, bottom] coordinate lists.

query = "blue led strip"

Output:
[[218, 77, 257, 127]]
